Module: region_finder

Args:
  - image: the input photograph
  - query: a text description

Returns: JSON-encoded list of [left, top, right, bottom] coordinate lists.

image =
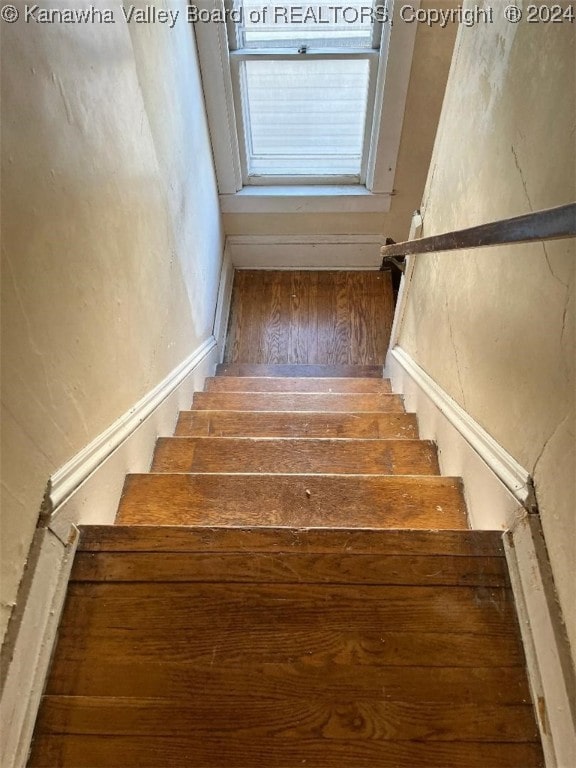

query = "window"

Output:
[[194, 0, 419, 211], [229, 0, 381, 184]]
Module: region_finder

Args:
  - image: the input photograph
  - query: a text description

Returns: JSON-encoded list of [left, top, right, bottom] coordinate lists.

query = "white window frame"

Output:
[[230, 49, 379, 186], [193, 0, 420, 213]]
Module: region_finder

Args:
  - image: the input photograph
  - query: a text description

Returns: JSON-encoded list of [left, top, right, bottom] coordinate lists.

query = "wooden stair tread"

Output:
[[192, 391, 405, 412], [176, 410, 418, 438], [206, 376, 392, 393], [151, 437, 439, 475], [116, 473, 467, 528], [216, 363, 384, 378]]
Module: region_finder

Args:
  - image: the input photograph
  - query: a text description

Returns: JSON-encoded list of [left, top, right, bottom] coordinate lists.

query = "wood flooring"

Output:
[[224, 270, 393, 365]]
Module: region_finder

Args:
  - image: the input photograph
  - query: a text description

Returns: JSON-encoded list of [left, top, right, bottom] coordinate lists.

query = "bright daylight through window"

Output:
[[229, 0, 384, 183], [194, 0, 417, 207]]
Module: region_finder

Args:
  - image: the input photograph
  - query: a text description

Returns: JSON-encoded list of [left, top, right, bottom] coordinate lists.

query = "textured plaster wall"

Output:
[[222, 0, 458, 238], [1, 0, 223, 645], [399, 9, 575, 655]]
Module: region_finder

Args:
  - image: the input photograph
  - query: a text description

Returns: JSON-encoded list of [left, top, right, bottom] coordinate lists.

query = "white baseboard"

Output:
[[385, 344, 574, 765], [0, 527, 78, 768], [48, 336, 219, 540], [226, 234, 385, 270], [213, 242, 234, 351], [505, 517, 576, 768], [385, 345, 533, 530]]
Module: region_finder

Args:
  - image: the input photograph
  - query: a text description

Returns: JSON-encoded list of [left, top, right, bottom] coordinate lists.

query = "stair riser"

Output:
[[205, 377, 392, 393], [192, 392, 405, 412], [176, 411, 418, 439], [216, 364, 384, 378], [151, 438, 440, 475]]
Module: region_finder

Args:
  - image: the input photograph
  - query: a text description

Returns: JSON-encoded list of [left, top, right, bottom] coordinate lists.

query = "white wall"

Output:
[[0, 0, 223, 646], [398, 7, 575, 657]]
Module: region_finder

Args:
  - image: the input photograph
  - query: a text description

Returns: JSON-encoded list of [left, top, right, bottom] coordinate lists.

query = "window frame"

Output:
[[193, 0, 421, 212], [230, 48, 380, 186]]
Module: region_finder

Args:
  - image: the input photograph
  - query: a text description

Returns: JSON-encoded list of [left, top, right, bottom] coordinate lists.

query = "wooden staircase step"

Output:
[[205, 376, 392, 393], [176, 410, 418, 439], [192, 391, 404, 412], [151, 437, 440, 475], [116, 474, 467, 528], [216, 363, 384, 378]]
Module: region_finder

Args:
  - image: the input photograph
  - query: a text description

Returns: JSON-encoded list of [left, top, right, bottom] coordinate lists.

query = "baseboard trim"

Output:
[[0, 527, 78, 768], [386, 345, 532, 529], [386, 345, 575, 764], [46, 335, 217, 519], [226, 234, 385, 269], [504, 516, 576, 768], [213, 242, 234, 351]]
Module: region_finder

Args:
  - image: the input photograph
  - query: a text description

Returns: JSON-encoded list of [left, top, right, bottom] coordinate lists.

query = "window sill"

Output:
[[219, 186, 392, 214]]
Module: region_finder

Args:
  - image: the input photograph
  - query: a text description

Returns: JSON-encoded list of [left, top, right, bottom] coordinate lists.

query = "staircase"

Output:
[[116, 364, 467, 529], [28, 364, 543, 767]]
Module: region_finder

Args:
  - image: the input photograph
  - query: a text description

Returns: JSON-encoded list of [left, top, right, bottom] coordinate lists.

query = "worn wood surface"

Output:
[[30, 525, 541, 768], [151, 437, 440, 475], [72, 551, 507, 586], [45, 627, 526, 672], [29, 735, 543, 768], [192, 391, 405, 412], [116, 474, 467, 528], [205, 376, 392, 393], [37, 695, 537, 741], [175, 410, 418, 439], [224, 271, 393, 365], [216, 363, 385, 378], [77, 526, 505, 556]]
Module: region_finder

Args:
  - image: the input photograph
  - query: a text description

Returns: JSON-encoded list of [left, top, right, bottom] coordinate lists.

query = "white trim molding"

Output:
[[46, 336, 217, 517], [220, 187, 392, 214], [227, 234, 385, 270], [0, 527, 78, 768], [48, 336, 220, 542], [386, 345, 533, 529], [505, 516, 576, 768]]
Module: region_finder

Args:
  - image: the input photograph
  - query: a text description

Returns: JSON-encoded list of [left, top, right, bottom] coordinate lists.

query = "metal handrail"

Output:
[[380, 202, 576, 272]]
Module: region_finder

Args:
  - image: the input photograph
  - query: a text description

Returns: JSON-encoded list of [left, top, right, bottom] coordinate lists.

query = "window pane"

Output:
[[239, 0, 375, 48], [243, 59, 369, 176]]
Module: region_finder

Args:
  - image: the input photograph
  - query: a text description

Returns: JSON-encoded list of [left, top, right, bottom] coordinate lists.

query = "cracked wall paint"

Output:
[[0, 0, 223, 647], [399, 11, 576, 657]]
